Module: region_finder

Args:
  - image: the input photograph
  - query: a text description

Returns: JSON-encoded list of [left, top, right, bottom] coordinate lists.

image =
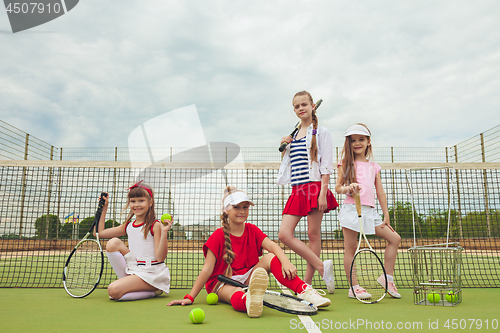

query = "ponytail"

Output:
[[212, 186, 240, 291], [310, 110, 319, 163], [220, 211, 236, 277]]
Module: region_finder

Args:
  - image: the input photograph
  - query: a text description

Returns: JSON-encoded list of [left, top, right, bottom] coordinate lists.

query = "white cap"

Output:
[[223, 191, 255, 212], [345, 124, 371, 137]]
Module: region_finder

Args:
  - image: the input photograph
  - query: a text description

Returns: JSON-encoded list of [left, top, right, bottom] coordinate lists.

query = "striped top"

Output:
[[290, 137, 310, 186]]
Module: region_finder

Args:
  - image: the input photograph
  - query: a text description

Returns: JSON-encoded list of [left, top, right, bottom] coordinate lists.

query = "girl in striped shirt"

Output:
[[277, 91, 338, 293]]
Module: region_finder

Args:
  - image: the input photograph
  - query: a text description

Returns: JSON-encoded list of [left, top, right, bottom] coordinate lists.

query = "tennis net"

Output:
[[0, 160, 499, 289]]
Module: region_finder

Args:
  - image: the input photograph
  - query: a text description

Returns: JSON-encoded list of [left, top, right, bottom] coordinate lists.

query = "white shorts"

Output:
[[215, 267, 254, 294], [338, 204, 382, 235]]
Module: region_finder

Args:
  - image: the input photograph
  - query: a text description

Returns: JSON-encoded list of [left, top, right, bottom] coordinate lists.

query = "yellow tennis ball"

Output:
[[427, 292, 441, 303], [189, 308, 205, 324], [445, 292, 457, 303], [161, 213, 171, 225], [206, 293, 218, 305]]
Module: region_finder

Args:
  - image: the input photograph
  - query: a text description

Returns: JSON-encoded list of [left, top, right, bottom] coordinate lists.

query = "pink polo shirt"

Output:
[[339, 160, 381, 208]]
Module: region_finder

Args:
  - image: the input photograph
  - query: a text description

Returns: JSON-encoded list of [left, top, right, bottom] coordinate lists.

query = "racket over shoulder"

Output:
[[217, 275, 318, 315], [278, 99, 323, 152]]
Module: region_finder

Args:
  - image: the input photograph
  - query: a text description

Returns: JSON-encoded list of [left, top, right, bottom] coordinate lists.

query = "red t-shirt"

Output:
[[203, 223, 268, 293]]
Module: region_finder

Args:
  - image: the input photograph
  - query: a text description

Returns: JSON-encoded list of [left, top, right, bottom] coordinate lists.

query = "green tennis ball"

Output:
[[189, 308, 205, 324], [206, 293, 218, 305], [427, 292, 441, 303], [445, 292, 457, 303], [160, 213, 172, 225]]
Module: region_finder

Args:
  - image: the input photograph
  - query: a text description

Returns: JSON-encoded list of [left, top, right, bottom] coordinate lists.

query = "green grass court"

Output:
[[1, 250, 499, 332], [1, 287, 499, 333]]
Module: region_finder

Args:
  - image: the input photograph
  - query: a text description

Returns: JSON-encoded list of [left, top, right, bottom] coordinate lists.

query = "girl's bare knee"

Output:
[[388, 232, 401, 245], [307, 229, 321, 243], [278, 230, 291, 244], [106, 238, 123, 252], [107, 282, 121, 300], [393, 233, 401, 245]]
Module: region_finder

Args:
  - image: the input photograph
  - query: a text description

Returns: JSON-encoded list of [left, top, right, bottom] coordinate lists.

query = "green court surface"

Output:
[[1, 288, 499, 333]]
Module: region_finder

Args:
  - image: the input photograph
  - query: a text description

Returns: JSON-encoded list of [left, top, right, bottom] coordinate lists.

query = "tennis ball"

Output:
[[206, 293, 218, 305], [160, 213, 172, 225], [427, 292, 441, 303], [189, 308, 205, 324], [445, 292, 457, 303]]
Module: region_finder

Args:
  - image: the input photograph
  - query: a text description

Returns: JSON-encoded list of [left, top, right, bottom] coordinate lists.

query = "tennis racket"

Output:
[[349, 193, 387, 304], [278, 99, 323, 152], [63, 192, 107, 298], [217, 275, 318, 315]]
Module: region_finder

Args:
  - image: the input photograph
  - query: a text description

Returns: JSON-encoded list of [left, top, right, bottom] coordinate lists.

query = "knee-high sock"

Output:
[[270, 256, 308, 294], [118, 291, 156, 301], [230, 291, 246, 312], [106, 251, 128, 279]]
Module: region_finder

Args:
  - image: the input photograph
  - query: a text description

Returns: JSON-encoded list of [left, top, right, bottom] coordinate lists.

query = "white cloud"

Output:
[[0, 0, 499, 150]]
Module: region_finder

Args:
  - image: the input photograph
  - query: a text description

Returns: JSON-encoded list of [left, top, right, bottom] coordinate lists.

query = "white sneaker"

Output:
[[322, 260, 335, 294], [245, 267, 269, 318], [348, 286, 372, 299], [298, 285, 331, 307]]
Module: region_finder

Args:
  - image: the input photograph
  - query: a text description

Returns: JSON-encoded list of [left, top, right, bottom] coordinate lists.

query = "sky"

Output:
[[1, 0, 499, 150]]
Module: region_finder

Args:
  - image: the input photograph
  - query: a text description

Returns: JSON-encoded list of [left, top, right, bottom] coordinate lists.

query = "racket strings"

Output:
[[65, 241, 102, 297], [263, 292, 315, 313], [351, 250, 387, 303]]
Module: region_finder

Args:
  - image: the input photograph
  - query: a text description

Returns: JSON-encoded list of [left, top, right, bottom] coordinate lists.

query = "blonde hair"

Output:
[[293, 91, 319, 163], [213, 186, 246, 291], [338, 123, 373, 186], [124, 183, 156, 238]]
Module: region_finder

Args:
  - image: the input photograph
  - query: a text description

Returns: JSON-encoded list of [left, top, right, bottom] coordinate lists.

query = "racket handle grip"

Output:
[[278, 141, 288, 152], [354, 193, 362, 217], [217, 275, 246, 288]]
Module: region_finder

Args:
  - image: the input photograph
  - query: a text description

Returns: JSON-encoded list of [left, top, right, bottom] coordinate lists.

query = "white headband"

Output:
[[223, 191, 255, 212], [345, 124, 371, 137]]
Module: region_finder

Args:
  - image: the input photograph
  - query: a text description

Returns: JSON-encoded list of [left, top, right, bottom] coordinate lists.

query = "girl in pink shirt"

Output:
[[335, 124, 401, 299]]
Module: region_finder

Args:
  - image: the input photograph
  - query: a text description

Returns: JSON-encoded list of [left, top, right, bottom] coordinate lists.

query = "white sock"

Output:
[[106, 251, 128, 279], [352, 284, 360, 289], [118, 291, 156, 301], [322, 261, 333, 282], [386, 275, 394, 282]]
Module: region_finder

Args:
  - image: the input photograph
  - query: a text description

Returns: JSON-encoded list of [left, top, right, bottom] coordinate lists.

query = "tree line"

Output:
[[1, 202, 498, 240]]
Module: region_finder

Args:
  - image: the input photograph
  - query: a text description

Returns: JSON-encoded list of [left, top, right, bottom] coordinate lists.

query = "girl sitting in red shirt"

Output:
[[168, 186, 330, 317]]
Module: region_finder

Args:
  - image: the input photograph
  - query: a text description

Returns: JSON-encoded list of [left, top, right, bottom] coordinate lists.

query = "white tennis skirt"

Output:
[[126, 263, 171, 294], [338, 204, 382, 235]]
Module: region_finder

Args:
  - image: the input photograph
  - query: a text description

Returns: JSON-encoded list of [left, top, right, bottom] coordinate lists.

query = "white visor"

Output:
[[223, 192, 255, 212], [345, 124, 371, 137]]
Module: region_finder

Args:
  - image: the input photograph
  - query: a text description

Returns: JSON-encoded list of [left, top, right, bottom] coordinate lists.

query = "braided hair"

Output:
[[213, 186, 243, 291]]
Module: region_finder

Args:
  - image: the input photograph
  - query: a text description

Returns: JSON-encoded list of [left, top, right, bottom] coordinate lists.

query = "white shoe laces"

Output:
[[314, 288, 327, 296]]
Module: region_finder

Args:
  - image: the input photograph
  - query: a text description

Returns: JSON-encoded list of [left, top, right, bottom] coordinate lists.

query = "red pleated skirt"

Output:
[[282, 182, 339, 216]]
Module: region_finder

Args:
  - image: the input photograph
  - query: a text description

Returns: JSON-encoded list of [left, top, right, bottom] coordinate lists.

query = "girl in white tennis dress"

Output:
[[95, 181, 172, 301], [335, 124, 401, 299]]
